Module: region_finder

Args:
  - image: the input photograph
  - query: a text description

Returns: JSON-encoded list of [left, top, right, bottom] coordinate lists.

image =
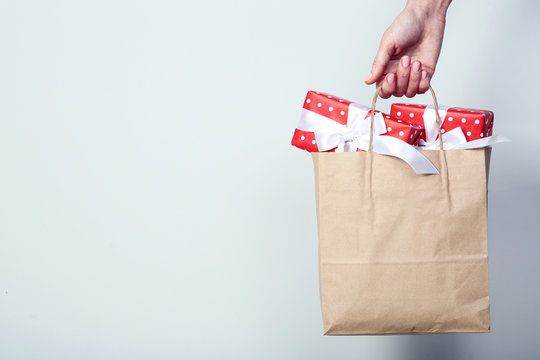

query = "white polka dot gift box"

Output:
[[390, 103, 496, 149], [292, 90, 442, 174], [292, 91, 424, 153]]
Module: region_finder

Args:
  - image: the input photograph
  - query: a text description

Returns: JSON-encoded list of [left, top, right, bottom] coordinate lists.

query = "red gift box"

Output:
[[292, 91, 423, 152], [380, 111, 424, 146], [390, 103, 494, 143]]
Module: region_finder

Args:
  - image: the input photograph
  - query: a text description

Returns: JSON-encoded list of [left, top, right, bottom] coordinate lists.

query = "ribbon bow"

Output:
[[297, 104, 439, 175]]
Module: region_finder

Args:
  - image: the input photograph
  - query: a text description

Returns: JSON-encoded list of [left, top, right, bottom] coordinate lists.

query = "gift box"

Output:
[[390, 103, 494, 143], [380, 111, 424, 146], [292, 91, 423, 152]]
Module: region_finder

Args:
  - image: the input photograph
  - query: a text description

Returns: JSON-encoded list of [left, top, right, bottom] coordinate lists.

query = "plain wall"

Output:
[[0, 0, 539, 359]]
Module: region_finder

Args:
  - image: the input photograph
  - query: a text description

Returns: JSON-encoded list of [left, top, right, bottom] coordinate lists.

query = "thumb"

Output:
[[365, 39, 393, 85]]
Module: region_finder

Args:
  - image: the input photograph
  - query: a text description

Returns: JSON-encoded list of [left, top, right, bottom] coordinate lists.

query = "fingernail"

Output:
[[401, 56, 410, 67], [365, 72, 372, 82], [387, 73, 395, 84], [412, 61, 421, 72], [421, 70, 428, 79]]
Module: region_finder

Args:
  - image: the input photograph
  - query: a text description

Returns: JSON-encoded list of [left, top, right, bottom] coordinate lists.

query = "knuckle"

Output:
[[398, 70, 409, 78]]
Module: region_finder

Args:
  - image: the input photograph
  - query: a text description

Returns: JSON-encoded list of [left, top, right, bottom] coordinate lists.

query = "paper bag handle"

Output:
[[369, 84, 444, 152]]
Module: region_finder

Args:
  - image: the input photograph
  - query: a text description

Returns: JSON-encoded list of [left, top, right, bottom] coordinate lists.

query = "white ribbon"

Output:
[[297, 105, 439, 175], [418, 109, 510, 150], [422, 105, 449, 144]]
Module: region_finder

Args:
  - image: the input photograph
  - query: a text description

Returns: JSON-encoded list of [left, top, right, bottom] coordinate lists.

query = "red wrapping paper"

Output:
[[390, 103, 494, 142], [292, 91, 423, 152]]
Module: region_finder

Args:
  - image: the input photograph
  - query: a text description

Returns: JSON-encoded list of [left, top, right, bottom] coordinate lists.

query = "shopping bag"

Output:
[[312, 86, 491, 335]]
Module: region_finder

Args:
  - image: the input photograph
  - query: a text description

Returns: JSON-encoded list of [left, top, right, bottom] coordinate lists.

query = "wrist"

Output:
[[405, 0, 452, 22]]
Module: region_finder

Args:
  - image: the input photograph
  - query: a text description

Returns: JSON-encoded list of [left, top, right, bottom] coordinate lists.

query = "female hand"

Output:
[[364, 0, 451, 98]]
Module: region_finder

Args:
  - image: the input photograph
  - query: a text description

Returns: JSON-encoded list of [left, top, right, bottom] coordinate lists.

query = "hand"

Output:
[[364, 2, 449, 98]]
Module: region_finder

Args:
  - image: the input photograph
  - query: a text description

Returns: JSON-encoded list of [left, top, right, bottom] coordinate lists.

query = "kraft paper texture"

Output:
[[312, 148, 491, 335]]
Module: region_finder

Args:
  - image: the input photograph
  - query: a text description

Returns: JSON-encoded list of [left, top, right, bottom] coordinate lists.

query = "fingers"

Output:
[[405, 60, 422, 98], [418, 70, 431, 94], [395, 56, 411, 97], [369, 54, 432, 98], [379, 73, 396, 99], [365, 38, 393, 85]]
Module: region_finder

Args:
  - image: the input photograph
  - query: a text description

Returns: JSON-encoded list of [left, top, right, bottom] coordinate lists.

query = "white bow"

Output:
[[297, 104, 439, 175]]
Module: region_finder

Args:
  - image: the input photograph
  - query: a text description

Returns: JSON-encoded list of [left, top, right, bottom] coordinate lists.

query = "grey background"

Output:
[[0, 0, 539, 359]]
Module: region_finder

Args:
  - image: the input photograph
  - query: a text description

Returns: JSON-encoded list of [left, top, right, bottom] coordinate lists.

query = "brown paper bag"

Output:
[[312, 89, 491, 335]]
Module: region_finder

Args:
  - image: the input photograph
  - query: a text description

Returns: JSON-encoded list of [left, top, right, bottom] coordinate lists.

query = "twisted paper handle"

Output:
[[369, 84, 444, 152]]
